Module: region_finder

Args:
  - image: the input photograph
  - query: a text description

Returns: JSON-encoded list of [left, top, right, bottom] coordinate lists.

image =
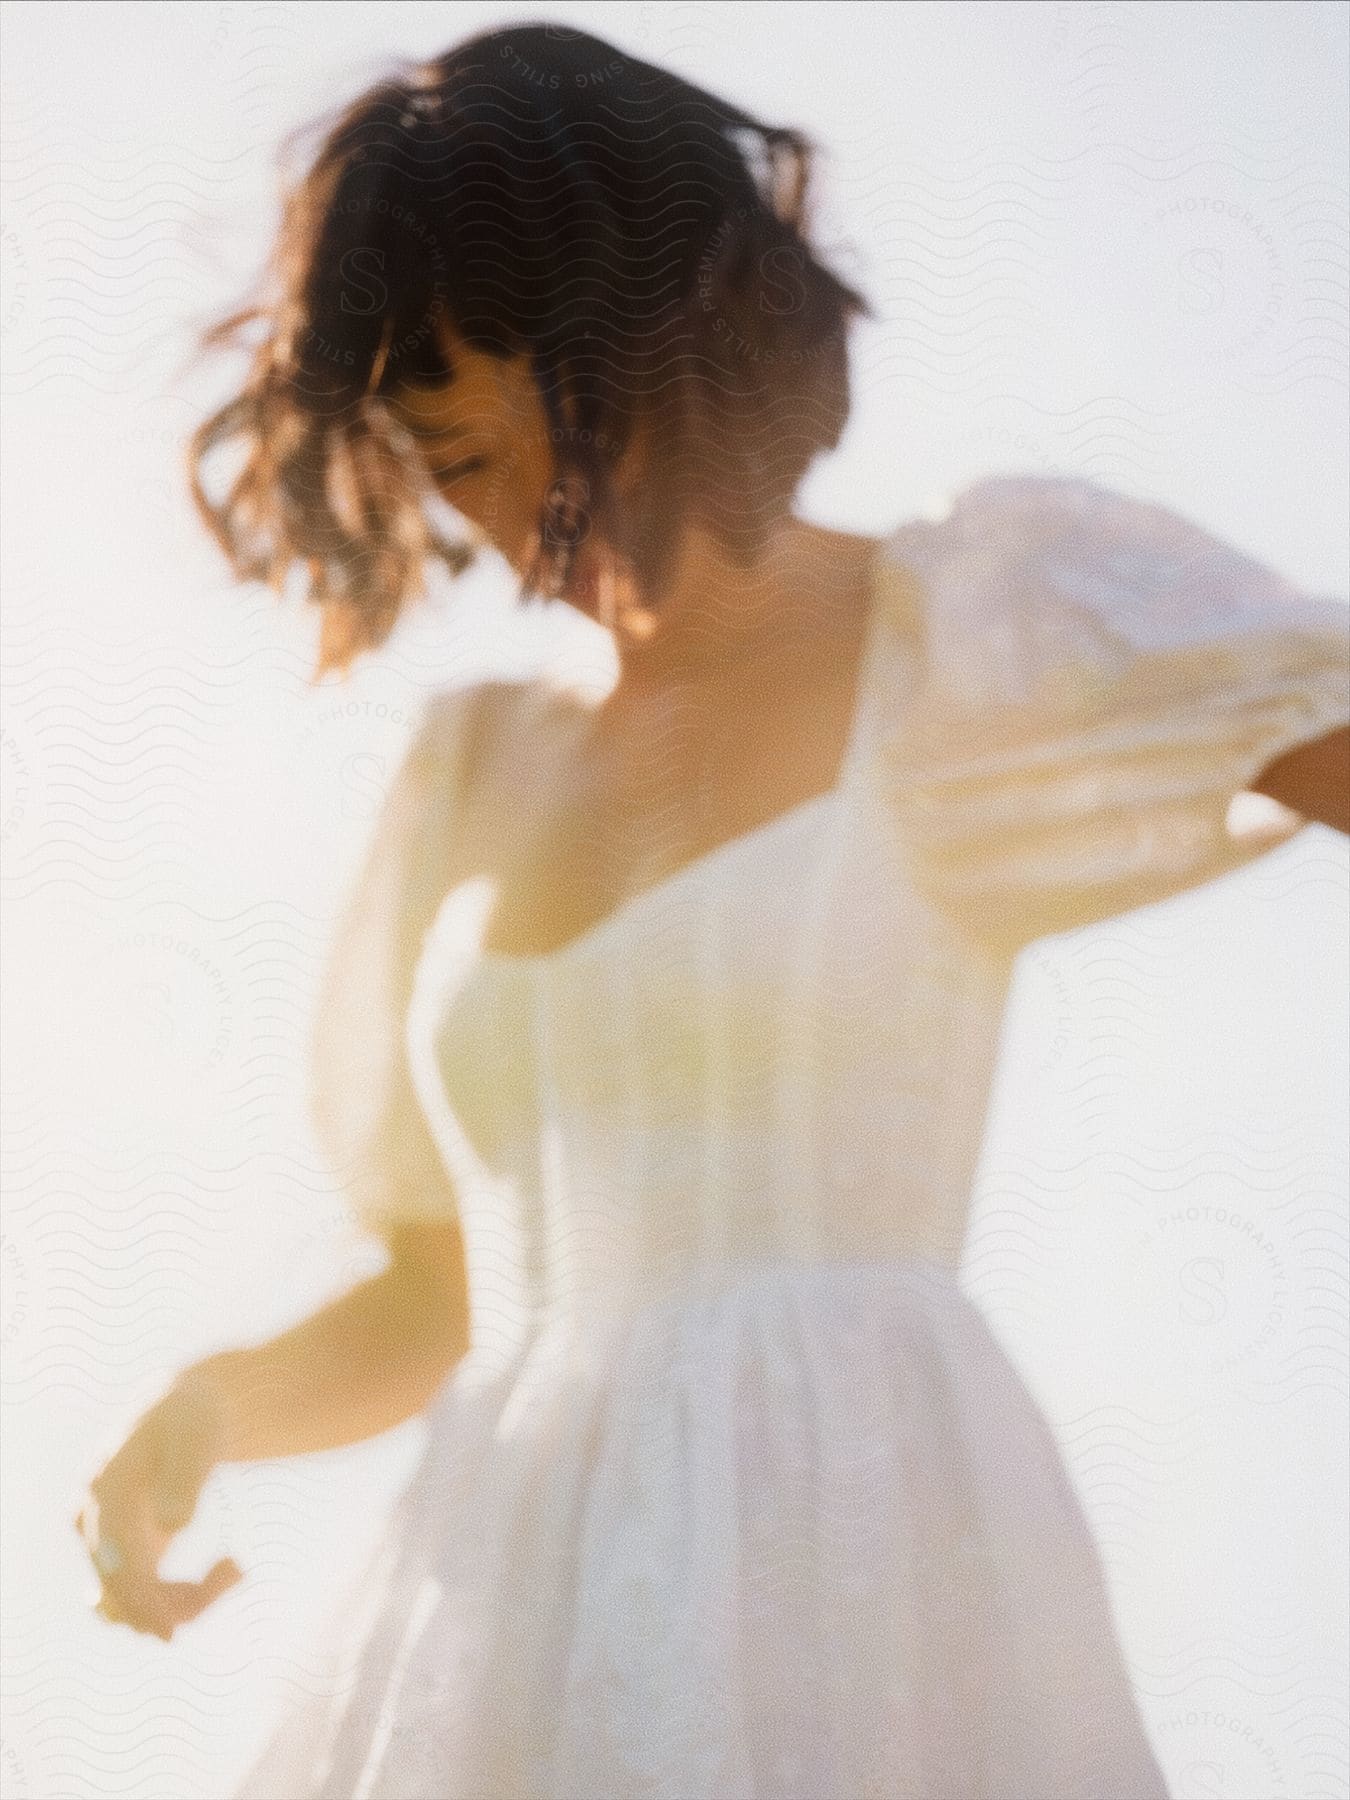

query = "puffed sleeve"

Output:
[[875, 474, 1350, 953], [308, 683, 485, 1233]]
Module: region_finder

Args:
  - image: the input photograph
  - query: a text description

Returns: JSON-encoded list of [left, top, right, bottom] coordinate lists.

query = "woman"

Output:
[[73, 23, 1350, 1799]]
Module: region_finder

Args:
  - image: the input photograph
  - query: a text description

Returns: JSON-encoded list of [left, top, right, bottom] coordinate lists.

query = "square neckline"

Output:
[[478, 532, 902, 968]]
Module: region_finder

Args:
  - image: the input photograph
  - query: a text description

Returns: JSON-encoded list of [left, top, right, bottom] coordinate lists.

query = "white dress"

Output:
[[234, 474, 1350, 1800]]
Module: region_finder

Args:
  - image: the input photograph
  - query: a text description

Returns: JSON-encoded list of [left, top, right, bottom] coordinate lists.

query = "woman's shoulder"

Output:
[[416, 670, 600, 830], [872, 474, 1348, 951], [882, 469, 1343, 616], [877, 469, 1347, 717], [416, 669, 585, 758], [883, 469, 1262, 574]]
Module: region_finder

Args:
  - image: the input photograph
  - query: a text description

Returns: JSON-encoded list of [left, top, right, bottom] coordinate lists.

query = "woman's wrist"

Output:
[[166, 1352, 244, 1465]]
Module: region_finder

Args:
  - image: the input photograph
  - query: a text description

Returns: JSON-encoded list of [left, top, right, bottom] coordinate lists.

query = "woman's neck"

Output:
[[599, 514, 882, 695]]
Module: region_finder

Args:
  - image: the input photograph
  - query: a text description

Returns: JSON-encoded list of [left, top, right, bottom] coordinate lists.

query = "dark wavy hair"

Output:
[[188, 22, 873, 679]]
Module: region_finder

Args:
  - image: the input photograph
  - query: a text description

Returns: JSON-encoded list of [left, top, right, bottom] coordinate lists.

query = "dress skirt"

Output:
[[232, 1258, 1170, 1800]]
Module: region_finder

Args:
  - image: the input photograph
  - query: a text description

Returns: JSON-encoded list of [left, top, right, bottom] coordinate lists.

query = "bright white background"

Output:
[[1, 4, 1346, 1797]]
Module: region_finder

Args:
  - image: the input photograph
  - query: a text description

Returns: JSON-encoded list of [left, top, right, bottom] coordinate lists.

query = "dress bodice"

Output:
[[404, 596, 1013, 1347], [308, 474, 1350, 1367]]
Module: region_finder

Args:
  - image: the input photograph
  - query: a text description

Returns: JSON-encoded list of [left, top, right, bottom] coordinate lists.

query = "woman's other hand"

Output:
[[73, 1371, 242, 1640], [1252, 724, 1350, 835]]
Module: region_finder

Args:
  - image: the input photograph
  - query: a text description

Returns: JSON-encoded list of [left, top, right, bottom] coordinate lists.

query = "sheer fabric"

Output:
[[878, 475, 1349, 948], [306, 685, 482, 1229]]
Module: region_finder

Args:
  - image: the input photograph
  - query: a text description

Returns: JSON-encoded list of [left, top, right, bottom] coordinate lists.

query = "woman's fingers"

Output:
[[105, 1560, 243, 1638], [77, 1384, 242, 1639], [157, 1558, 244, 1628], [96, 1505, 180, 1639], [80, 1483, 244, 1638], [93, 1560, 236, 1640]]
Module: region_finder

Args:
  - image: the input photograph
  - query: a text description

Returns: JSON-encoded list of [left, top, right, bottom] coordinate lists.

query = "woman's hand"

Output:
[[73, 1370, 243, 1641], [1252, 724, 1350, 835]]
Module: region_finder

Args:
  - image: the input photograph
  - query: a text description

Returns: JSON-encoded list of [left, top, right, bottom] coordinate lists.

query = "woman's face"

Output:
[[385, 331, 632, 617], [386, 335, 551, 567]]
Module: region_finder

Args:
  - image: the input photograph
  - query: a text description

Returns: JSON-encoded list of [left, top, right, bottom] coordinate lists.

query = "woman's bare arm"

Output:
[[1251, 724, 1350, 835], [74, 1222, 470, 1639], [181, 1219, 471, 1462]]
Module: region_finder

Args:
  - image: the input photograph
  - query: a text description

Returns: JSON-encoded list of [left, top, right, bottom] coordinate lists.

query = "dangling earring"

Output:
[[543, 470, 592, 554], [543, 470, 599, 613]]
